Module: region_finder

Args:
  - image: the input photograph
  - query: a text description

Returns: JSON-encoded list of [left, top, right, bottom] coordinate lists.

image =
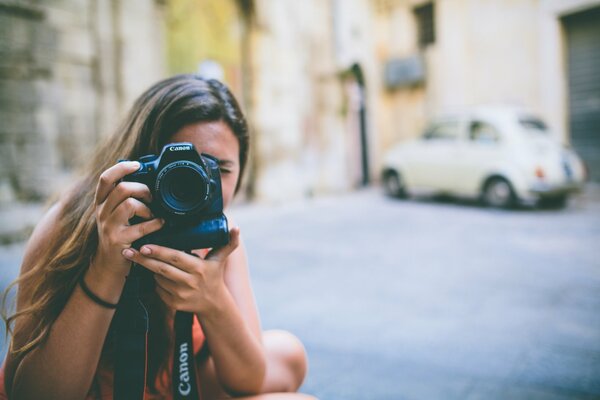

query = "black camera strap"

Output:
[[113, 264, 201, 400], [113, 264, 148, 400], [173, 311, 200, 400]]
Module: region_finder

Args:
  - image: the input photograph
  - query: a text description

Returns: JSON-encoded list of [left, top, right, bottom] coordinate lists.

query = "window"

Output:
[[469, 121, 500, 144], [414, 2, 435, 48], [519, 116, 548, 135], [423, 121, 460, 141]]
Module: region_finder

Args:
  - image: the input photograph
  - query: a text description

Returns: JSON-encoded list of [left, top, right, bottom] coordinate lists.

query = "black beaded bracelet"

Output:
[[78, 274, 118, 309]]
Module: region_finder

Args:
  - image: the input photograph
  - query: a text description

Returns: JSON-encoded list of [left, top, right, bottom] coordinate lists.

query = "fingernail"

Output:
[[141, 246, 151, 255], [131, 161, 141, 170], [122, 249, 135, 259]]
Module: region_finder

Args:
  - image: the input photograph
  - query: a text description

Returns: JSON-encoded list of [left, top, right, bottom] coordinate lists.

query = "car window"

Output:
[[519, 116, 548, 135], [469, 120, 500, 144], [422, 121, 460, 141]]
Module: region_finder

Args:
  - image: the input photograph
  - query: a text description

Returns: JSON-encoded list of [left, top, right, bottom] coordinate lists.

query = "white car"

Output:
[[381, 107, 587, 208]]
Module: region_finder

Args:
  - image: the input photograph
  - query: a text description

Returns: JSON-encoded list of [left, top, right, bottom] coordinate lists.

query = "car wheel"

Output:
[[383, 170, 406, 198], [538, 195, 568, 209], [482, 177, 516, 208]]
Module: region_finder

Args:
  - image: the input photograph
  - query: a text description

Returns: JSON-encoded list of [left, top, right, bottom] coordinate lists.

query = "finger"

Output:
[[112, 197, 153, 222], [205, 227, 240, 262], [122, 248, 189, 282], [155, 284, 174, 306], [120, 217, 165, 244], [95, 161, 140, 205], [137, 245, 198, 274], [103, 181, 152, 215]]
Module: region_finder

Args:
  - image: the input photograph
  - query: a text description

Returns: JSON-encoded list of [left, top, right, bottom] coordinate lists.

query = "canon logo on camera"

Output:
[[169, 145, 192, 152]]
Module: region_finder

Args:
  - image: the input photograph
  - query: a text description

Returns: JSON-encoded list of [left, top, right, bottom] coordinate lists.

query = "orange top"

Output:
[[0, 315, 206, 400]]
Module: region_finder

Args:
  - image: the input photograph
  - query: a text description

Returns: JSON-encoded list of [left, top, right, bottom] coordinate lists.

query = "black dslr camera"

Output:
[[121, 142, 229, 251]]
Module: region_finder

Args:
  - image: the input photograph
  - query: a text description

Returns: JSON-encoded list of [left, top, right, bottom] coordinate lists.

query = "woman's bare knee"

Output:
[[262, 330, 308, 392]]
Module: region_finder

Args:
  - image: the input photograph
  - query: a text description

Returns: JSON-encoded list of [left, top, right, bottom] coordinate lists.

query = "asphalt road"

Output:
[[1, 187, 599, 399]]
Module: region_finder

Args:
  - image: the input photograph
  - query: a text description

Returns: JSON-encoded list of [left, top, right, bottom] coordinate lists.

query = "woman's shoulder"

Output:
[[20, 195, 69, 276], [2, 196, 70, 397]]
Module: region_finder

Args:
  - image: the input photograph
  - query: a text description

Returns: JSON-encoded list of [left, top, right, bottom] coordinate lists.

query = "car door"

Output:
[[408, 118, 462, 191], [455, 117, 504, 195]]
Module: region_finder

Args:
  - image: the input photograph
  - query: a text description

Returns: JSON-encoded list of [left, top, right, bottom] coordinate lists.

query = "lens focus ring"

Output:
[[155, 161, 210, 216]]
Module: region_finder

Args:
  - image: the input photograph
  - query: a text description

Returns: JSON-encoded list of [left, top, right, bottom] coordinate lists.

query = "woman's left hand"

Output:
[[122, 227, 240, 315]]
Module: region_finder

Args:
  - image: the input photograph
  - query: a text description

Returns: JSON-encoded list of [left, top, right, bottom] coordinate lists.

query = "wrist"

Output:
[[84, 255, 130, 305], [200, 282, 234, 320], [90, 251, 130, 280], [79, 274, 118, 309]]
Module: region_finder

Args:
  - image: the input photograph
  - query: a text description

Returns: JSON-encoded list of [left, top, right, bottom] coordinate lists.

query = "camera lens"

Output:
[[158, 163, 209, 215]]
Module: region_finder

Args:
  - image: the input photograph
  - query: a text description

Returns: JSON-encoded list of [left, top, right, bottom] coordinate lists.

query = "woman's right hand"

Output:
[[93, 161, 165, 276]]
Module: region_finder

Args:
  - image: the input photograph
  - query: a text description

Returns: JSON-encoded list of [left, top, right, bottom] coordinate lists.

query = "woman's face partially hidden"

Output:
[[170, 121, 240, 210]]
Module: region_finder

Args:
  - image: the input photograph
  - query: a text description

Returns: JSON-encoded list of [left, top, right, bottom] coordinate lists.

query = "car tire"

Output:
[[538, 195, 568, 209], [383, 170, 407, 198], [482, 177, 516, 209]]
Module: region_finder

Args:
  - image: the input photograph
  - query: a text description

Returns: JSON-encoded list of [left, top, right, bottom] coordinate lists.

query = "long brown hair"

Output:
[[2, 75, 249, 392]]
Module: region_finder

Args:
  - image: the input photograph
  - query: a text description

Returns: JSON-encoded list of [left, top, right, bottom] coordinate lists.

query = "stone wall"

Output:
[[0, 0, 165, 205]]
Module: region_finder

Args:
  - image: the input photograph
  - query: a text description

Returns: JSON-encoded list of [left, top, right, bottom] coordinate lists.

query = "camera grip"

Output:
[[130, 215, 229, 251]]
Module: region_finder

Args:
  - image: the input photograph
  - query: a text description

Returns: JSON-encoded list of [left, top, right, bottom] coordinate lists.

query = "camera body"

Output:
[[122, 142, 229, 251]]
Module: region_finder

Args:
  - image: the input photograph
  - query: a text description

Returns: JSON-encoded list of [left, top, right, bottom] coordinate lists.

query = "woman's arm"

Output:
[[8, 250, 126, 400], [6, 161, 164, 400], [221, 234, 263, 340], [124, 228, 267, 396], [197, 232, 266, 394]]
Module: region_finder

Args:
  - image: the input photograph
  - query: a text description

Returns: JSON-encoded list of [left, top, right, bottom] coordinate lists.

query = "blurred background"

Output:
[[1, 0, 600, 399]]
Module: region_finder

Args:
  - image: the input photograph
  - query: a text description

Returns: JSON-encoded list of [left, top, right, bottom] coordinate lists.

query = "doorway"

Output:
[[344, 63, 370, 187]]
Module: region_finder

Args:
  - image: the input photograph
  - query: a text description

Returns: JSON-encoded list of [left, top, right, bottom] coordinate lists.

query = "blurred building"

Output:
[[0, 0, 165, 203], [1, 0, 599, 207], [370, 0, 600, 183]]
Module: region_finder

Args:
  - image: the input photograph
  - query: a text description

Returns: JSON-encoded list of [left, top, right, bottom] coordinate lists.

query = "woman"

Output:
[[1, 75, 312, 399]]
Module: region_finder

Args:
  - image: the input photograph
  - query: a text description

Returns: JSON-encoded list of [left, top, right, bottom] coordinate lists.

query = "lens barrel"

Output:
[[156, 161, 210, 215]]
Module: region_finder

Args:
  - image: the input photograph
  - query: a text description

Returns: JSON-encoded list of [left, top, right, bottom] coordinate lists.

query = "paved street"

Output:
[[1, 187, 600, 399], [233, 187, 600, 399]]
